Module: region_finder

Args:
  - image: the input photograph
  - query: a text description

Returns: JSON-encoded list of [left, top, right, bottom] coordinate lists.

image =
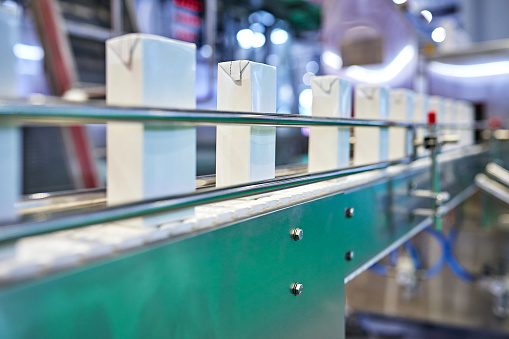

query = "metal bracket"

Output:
[[414, 134, 459, 149], [409, 189, 450, 206], [424, 136, 438, 149], [441, 134, 460, 145], [411, 207, 445, 218]]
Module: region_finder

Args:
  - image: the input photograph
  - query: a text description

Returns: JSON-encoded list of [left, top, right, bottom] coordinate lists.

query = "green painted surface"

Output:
[[0, 150, 487, 339]]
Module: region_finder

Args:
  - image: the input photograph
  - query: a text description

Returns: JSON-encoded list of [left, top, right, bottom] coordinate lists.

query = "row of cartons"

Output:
[[104, 34, 477, 227], [0, 32, 475, 230]]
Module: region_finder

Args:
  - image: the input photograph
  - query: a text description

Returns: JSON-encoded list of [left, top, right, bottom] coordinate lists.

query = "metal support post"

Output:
[[427, 111, 442, 230]]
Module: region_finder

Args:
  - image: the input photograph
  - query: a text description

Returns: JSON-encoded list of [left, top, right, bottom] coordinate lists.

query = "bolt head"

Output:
[[291, 282, 303, 296], [290, 228, 303, 241], [436, 192, 450, 204], [345, 207, 354, 218], [345, 250, 355, 261]]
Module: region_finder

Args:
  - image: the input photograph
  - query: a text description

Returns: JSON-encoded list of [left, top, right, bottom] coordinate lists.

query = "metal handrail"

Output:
[[486, 162, 509, 187], [0, 99, 486, 242], [476, 173, 509, 205], [0, 100, 480, 129], [16, 164, 308, 214], [0, 157, 413, 242]]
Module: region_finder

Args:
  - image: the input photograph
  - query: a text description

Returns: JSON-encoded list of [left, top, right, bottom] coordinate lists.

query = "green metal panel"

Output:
[[0, 150, 487, 339], [0, 197, 348, 339]]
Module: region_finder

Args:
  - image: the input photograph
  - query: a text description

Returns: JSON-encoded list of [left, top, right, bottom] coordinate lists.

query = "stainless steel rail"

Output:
[[0, 157, 412, 242], [0, 100, 478, 129], [475, 173, 509, 205], [486, 162, 509, 187], [17, 164, 308, 214], [0, 99, 486, 241], [0, 101, 412, 127]]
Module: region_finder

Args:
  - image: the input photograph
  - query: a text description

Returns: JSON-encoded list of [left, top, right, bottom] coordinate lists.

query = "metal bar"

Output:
[[203, 0, 217, 103], [475, 173, 509, 205], [429, 122, 443, 230], [412, 208, 439, 217], [409, 189, 450, 204], [17, 164, 309, 214], [486, 162, 509, 187], [0, 102, 412, 127], [0, 157, 412, 242], [111, 0, 123, 37], [409, 124, 418, 164], [0, 101, 484, 129], [2, 144, 487, 241]]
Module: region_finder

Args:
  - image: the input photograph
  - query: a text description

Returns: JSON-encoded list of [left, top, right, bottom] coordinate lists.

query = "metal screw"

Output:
[[290, 228, 303, 241], [345, 250, 355, 261], [436, 192, 450, 205], [290, 282, 303, 296], [345, 207, 354, 218]]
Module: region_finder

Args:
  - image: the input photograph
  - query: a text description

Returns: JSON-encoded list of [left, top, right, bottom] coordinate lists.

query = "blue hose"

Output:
[[421, 227, 447, 279], [369, 263, 390, 275], [368, 248, 398, 275], [368, 242, 421, 276], [367, 226, 475, 283], [444, 228, 476, 282], [389, 248, 399, 267], [403, 241, 423, 270], [368, 228, 445, 278]]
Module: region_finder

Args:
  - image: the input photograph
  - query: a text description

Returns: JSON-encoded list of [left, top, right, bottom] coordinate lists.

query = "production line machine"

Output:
[[0, 33, 495, 338]]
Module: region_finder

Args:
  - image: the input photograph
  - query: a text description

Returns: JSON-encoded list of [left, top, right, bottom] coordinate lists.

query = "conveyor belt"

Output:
[[0, 144, 486, 286]]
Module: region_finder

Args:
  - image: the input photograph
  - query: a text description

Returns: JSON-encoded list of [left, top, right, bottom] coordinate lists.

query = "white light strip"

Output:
[[429, 60, 509, 78], [321, 50, 343, 70], [345, 44, 415, 83]]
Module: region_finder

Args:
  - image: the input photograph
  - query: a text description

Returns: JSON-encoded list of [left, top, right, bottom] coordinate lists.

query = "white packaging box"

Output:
[[444, 98, 458, 150], [458, 100, 475, 146], [216, 60, 276, 187], [353, 85, 389, 166], [106, 34, 196, 227], [308, 76, 352, 172], [414, 94, 429, 156], [0, 6, 20, 223], [388, 89, 414, 161]]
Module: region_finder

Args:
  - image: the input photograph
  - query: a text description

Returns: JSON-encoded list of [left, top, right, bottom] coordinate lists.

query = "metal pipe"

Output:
[[203, 0, 217, 103], [111, 0, 123, 37], [0, 101, 474, 129], [476, 173, 509, 205], [486, 162, 509, 187], [0, 157, 412, 242], [429, 119, 442, 230], [16, 164, 309, 214]]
